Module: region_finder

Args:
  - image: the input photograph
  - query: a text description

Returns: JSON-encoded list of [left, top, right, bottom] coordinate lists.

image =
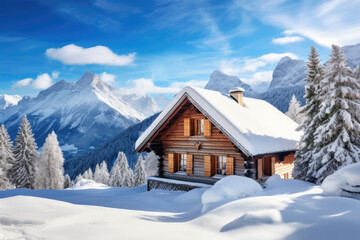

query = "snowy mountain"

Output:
[[268, 56, 307, 90], [154, 94, 171, 110], [205, 70, 255, 96], [204, 64, 306, 112], [0, 94, 22, 109], [342, 43, 360, 69], [255, 56, 307, 112], [0, 72, 160, 157]]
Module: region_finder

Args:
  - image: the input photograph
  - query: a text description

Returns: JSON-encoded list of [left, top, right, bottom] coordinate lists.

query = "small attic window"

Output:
[[184, 118, 211, 137], [194, 119, 204, 136]]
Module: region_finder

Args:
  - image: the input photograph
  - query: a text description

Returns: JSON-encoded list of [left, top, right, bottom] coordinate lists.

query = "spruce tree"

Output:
[[310, 45, 360, 183], [94, 161, 110, 185], [9, 116, 38, 189], [294, 46, 325, 181], [35, 131, 65, 189], [134, 156, 146, 187], [285, 94, 304, 124], [110, 152, 134, 187], [0, 124, 14, 189], [82, 168, 93, 180], [75, 174, 83, 183], [64, 174, 73, 188]]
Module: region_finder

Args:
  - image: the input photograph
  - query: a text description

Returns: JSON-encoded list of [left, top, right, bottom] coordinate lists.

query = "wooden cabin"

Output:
[[135, 86, 301, 191]]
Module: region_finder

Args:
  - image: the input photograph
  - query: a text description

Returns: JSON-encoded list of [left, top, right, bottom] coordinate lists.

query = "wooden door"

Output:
[[262, 157, 272, 176]]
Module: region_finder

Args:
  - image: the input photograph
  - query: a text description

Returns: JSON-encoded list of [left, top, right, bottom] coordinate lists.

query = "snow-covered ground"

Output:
[[0, 179, 359, 240]]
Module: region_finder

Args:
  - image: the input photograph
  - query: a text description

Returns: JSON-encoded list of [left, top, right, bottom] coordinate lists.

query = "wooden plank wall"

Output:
[[274, 153, 295, 179], [151, 102, 255, 179]]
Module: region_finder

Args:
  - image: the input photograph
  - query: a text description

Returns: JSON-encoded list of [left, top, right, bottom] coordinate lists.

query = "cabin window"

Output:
[[178, 153, 187, 172], [194, 119, 204, 136], [184, 118, 211, 137], [216, 156, 227, 175]]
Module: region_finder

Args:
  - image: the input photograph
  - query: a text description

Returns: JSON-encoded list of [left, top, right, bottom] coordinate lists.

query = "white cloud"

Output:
[[220, 52, 298, 75], [238, 0, 360, 47], [272, 36, 305, 45], [13, 78, 32, 88], [122, 78, 208, 96], [32, 73, 53, 89], [100, 72, 116, 85], [46, 44, 135, 66], [13, 72, 58, 90], [51, 71, 60, 79]]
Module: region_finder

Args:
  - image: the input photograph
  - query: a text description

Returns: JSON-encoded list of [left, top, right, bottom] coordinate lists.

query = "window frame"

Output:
[[178, 153, 187, 172], [193, 118, 205, 136], [216, 156, 227, 175]]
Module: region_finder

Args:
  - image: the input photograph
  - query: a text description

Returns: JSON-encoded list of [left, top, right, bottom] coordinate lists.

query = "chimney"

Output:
[[229, 87, 245, 107]]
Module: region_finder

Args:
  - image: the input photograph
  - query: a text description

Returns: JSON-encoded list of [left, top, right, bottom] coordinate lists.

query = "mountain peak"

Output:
[[76, 72, 101, 88], [278, 56, 292, 65], [0, 94, 22, 109], [268, 57, 307, 90], [205, 70, 253, 96]]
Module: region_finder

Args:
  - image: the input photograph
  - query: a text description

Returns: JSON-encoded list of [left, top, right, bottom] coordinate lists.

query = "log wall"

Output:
[[150, 101, 255, 179]]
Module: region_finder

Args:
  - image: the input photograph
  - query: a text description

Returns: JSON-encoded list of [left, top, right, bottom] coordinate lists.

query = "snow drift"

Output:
[[322, 162, 360, 199], [201, 176, 263, 212]]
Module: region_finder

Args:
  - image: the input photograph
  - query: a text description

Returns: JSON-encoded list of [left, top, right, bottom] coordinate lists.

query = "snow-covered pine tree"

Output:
[[64, 174, 73, 188], [294, 46, 325, 181], [109, 152, 134, 187], [309, 45, 360, 183], [94, 161, 110, 185], [285, 94, 304, 124], [144, 151, 159, 177], [0, 124, 14, 189], [9, 116, 38, 189], [75, 174, 83, 183], [82, 168, 93, 180], [134, 156, 146, 187], [35, 131, 65, 189]]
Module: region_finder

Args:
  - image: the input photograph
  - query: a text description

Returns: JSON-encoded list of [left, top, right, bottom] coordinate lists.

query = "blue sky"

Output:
[[1, 0, 360, 97]]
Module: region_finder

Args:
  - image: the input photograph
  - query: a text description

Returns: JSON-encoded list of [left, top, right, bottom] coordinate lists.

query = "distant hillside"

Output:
[[64, 113, 159, 178]]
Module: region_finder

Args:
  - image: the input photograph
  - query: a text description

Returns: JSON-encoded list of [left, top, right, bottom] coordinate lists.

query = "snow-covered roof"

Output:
[[135, 86, 302, 156]]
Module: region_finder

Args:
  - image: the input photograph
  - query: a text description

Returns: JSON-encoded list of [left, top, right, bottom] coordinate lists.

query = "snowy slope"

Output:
[[0, 72, 160, 156], [0, 179, 359, 239], [0, 94, 22, 109], [205, 70, 255, 96]]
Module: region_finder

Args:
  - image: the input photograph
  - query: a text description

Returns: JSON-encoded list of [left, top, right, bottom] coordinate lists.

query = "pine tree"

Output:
[[82, 168, 93, 180], [9, 116, 38, 189], [134, 156, 146, 187], [109, 152, 134, 187], [94, 161, 110, 185], [64, 174, 73, 188], [0, 124, 14, 189], [309, 45, 360, 183], [35, 131, 65, 189], [144, 151, 159, 177], [285, 94, 304, 124], [294, 46, 325, 181], [75, 174, 83, 183]]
